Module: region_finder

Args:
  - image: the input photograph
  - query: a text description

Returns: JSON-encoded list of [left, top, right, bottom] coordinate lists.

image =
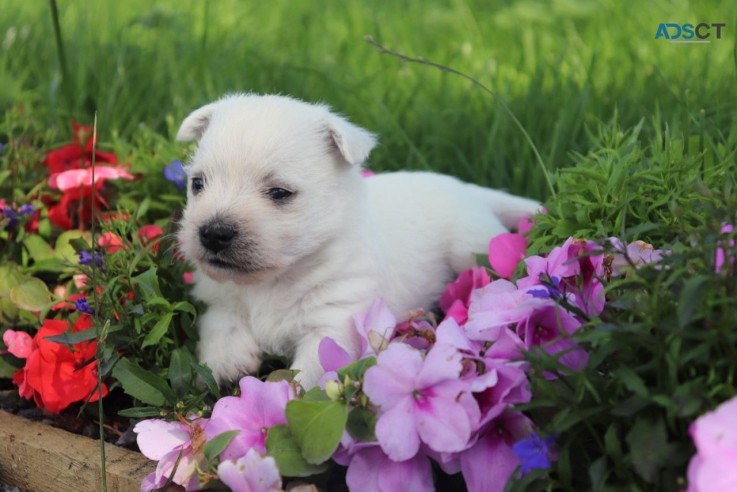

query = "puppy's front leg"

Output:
[[291, 321, 360, 389], [197, 307, 261, 384]]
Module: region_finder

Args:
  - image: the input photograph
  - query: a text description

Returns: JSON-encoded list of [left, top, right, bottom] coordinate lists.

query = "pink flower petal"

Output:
[[217, 449, 282, 492], [488, 233, 528, 279], [364, 343, 422, 408], [318, 337, 353, 372], [374, 397, 421, 461], [133, 419, 190, 461], [346, 446, 433, 492], [3, 329, 33, 359]]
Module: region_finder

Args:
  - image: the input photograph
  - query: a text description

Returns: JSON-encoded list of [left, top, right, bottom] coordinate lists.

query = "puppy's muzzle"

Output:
[[199, 220, 238, 253]]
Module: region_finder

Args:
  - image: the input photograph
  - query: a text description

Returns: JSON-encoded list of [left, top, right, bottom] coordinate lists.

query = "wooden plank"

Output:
[[0, 410, 155, 492]]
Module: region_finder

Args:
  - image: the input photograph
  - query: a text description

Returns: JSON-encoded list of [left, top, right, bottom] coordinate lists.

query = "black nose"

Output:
[[199, 222, 237, 253]]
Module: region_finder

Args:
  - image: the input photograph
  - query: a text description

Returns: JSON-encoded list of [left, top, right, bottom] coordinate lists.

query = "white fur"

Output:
[[176, 94, 540, 388]]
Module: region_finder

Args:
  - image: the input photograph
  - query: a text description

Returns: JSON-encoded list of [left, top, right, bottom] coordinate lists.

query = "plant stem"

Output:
[[48, 0, 72, 108], [91, 113, 108, 492], [364, 35, 556, 199]]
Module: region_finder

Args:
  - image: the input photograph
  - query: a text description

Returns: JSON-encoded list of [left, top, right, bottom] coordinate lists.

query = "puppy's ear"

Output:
[[326, 114, 377, 166], [176, 103, 218, 142]]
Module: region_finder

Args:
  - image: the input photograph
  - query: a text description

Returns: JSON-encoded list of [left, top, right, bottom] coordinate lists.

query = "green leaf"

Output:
[[112, 358, 174, 406], [625, 417, 672, 483], [191, 362, 221, 399], [346, 407, 377, 442], [204, 430, 240, 461], [169, 347, 194, 394], [0, 356, 19, 379], [614, 366, 648, 398], [286, 400, 348, 464], [266, 369, 297, 383], [142, 311, 173, 348], [54, 230, 87, 263], [10, 278, 51, 311], [265, 424, 328, 477], [677, 275, 709, 329], [302, 387, 330, 402], [23, 235, 54, 262], [132, 267, 162, 299], [117, 407, 163, 418], [337, 356, 376, 382], [45, 327, 99, 345]]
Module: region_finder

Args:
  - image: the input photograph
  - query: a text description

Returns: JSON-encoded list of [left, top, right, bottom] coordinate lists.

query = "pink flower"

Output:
[[460, 412, 531, 492], [439, 267, 491, 324], [134, 416, 209, 491], [205, 376, 295, 459], [352, 298, 397, 357], [465, 280, 549, 341], [687, 396, 737, 492], [715, 223, 735, 274], [3, 329, 33, 358], [515, 305, 587, 377], [98, 231, 124, 253], [217, 448, 282, 492], [47, 166, 133, 191], [608, 238, 664, 276], [363, 343, 480, 461], [346, 445, 433, 492], [488, 233, 528, 279], [183, 271, 194, 284]]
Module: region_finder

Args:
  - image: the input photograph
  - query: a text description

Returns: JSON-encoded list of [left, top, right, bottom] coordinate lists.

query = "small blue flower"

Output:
[[0, 142, 4, 154], [164, 160, 187, 192], [527, 276, 562, 300], [18, 204, 35, 216], [74, 297, 95, 315], [78, 250, 104, 268], [512, 432, 556, 476], [2, 208, 19, 229]]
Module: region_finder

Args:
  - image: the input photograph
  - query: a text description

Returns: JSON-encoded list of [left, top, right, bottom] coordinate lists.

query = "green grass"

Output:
[[1, 0, 736, 200]]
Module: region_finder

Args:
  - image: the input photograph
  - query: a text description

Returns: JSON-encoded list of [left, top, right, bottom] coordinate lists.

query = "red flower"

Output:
[[98, 231, 124, 253], [44, 122, 118, 175], [13, 315, 108, 413], [137, 224, 164, 253], [43, 122, 133, 231]]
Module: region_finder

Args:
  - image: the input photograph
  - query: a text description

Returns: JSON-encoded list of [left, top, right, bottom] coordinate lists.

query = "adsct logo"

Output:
[[655, 23, 726, 43]]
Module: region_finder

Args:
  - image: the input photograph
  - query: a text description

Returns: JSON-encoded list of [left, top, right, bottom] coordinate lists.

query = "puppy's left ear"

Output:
[[326, 114, 377, 166], [176, 102, 218, 142]]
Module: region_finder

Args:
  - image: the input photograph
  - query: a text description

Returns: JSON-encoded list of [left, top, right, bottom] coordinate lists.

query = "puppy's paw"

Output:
[[197, 309, 261, 384]]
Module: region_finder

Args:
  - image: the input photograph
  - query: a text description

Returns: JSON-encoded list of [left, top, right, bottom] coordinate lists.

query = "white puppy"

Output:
[[176, 94, 539, 388]]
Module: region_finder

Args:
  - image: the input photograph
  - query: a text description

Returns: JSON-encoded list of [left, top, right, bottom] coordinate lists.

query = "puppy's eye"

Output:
[[191, 177, 205, 195], [266, 188, 293, 201]]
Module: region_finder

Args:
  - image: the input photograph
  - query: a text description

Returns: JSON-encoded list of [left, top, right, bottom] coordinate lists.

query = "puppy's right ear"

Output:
[[176, 103, 218, 142]]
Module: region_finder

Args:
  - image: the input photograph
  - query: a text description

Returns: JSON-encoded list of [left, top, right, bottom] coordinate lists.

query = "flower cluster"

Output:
[[134, 224, 665, 491]]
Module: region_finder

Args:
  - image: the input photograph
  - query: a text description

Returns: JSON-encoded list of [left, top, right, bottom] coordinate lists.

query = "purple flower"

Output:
[[78, 250, 104, 268], [363, 343, 480, 461], [164, 160, 187, 191], [74, 297, 94, 315], [205, 376, 295, 459], [512, 432, 556, 476], [134, 417, 209, 491], [217, 448, 282, 492]]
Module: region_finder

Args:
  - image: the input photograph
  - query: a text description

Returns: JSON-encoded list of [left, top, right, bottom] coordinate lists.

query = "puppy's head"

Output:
[[175, 94, 377, 283]]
